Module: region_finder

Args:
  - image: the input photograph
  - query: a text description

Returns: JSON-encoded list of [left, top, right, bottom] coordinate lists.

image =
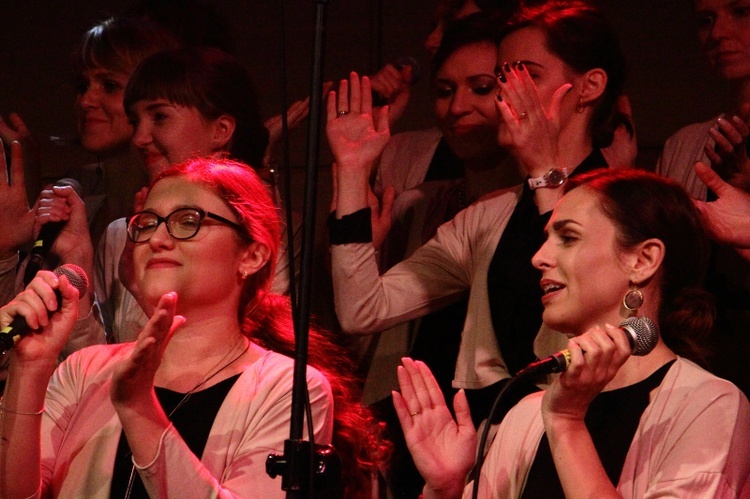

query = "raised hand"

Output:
[[495, 61, 572, 178], [0, 113, 41, 203], [601, 95, 638, 168], [370, 63, 413, 127], [694, 161, 750, 257], [0, 140, 35, 257], [0, 113, 32, 148], [326, 72, 390, 174], [704, 104, 750, 192], [327, 72, 391, 218], [393, 358, 476, 498]]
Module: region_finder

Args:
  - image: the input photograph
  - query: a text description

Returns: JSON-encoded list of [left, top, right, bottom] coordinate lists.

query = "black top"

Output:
[[521, 360, 676, 499], [109, 373, 241, 498], [486, 150, 608, 377]]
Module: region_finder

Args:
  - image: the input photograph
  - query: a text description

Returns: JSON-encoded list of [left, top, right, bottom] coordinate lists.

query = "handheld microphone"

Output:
[[23, 178, 84, 286], [516, 316, 659, 378], [372, 56, 421, 107], [1, 264, 89, 354]]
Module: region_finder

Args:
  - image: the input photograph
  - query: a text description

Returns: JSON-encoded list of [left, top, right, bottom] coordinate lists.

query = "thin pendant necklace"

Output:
[[123, 337, 251, 498]]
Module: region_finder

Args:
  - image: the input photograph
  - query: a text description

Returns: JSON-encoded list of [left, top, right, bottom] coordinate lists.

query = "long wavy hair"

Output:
[[152, 157, 389, 498]]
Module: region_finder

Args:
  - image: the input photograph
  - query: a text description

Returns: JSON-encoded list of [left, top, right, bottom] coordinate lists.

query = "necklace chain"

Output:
[[123, 337, 250, 498]]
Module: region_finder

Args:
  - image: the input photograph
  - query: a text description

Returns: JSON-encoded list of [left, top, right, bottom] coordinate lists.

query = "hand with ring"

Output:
[[326, 72, 390, 169], [393, 357, 476, 498], [495, 61, 572, 178], [326, 72, 392, 218]]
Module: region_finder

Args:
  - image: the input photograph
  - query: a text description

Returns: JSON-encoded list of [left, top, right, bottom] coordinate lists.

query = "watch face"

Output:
[[547, 169, 567, 187]]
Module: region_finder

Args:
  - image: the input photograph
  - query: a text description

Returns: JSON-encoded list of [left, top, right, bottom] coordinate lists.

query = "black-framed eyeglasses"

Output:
[[126, 207, 245, 243]]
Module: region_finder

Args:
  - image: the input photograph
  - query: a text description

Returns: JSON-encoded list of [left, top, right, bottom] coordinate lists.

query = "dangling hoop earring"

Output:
[[623, 284, 643, 313], [575, 95, 585, 114]]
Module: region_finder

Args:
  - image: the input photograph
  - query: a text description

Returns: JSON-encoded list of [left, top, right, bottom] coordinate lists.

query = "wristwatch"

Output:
[[527, 168, 569, 190]]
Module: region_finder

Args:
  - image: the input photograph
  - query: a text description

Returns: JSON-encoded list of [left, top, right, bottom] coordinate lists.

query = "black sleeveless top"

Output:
[[109, 373, 241, 498], [520, 360, 676, 498]]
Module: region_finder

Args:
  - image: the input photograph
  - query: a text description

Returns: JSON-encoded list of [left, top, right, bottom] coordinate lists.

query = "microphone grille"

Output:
[[619, 316, 659, 356], [53, 264, 89, 298]]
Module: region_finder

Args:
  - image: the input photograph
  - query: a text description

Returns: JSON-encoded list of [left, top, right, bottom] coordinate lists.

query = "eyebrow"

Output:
[[434, 73, 496, 84], [543, 218, 580, 236], [495, 60, 545, 74], [516, 60, 544, 70], [143, 101, 174, 112]]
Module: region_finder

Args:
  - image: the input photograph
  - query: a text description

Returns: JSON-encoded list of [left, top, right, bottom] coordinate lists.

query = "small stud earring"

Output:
[[575, 95, 585, 114], [623, 284, 643, 312], [241, 270, 248, 279]]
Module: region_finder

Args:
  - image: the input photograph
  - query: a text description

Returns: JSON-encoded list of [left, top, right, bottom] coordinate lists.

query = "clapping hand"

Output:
[[393, 358, 476, 498], [694, 161, 750, 260], [110, 292, 185, 408], [704, 104, 750, 192]]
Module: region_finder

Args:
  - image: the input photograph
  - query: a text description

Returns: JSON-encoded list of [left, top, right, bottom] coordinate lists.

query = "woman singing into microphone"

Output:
[[393, 168, 750, 498], [0, 158, 385, 498]]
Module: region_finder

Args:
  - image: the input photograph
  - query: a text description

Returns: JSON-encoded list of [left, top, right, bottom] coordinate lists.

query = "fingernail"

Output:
[[497, 72, 507, 83], [496, 93, 503, 102], [503, 62, 511, 73], [516, 61, 524, 70]]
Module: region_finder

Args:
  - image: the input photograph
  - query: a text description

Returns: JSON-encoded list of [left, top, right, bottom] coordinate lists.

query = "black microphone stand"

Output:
[[266, 1, 340, 497]]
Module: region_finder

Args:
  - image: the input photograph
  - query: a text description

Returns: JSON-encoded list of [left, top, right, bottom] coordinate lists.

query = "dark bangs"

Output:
[[74, 17, 178, 76]]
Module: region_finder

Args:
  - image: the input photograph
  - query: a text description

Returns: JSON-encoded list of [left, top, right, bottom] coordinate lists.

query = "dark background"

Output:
[[0, 0, 728, 177], [0, 0, 730, 328]]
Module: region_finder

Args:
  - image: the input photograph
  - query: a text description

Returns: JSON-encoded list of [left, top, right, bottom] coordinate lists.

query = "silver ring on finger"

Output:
[[517, 112, 528, 120], [338, 110, 349, 116]]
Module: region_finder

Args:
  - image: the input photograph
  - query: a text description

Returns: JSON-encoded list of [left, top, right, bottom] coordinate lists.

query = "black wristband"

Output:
[[328, 208, 373, 245]]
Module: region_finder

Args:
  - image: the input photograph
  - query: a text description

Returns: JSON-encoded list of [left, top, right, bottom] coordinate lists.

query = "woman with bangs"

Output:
[[0, 157, 387, 498], [68, 16, 181, 246], [0, 17, 179, 363], [39, 47, 298, 347]]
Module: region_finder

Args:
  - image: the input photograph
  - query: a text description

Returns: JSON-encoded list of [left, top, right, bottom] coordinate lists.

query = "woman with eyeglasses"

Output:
[[0, 157, 386, 498]]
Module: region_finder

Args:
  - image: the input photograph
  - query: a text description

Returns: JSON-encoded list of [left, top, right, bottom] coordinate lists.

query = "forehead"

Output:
[[549, 187, 611, 229], [694, 0, 735, 11], [131, 98, 193, 114], [436, 41, 498, 77], [145, 176, 229, 214], [497, 26, 556, 64], [80, 67, 129, 81]]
